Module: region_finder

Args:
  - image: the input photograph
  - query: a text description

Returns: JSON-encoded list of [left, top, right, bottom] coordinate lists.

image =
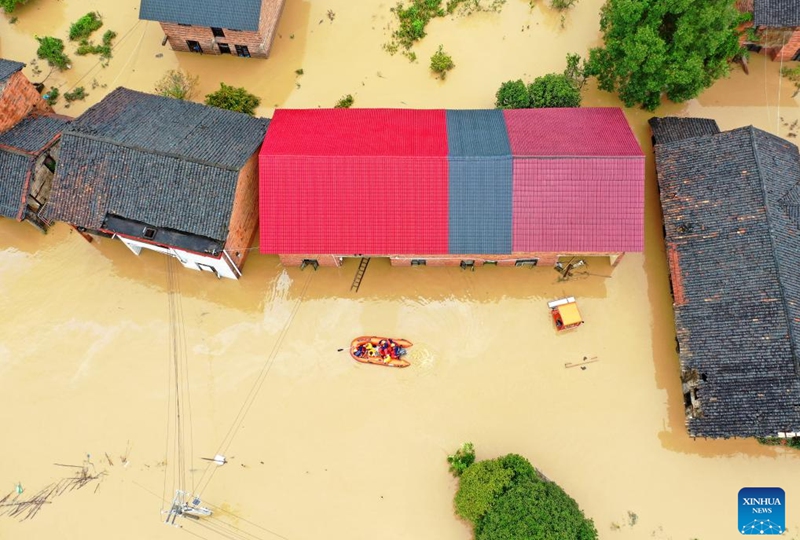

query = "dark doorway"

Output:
[[218, 43, 231, 54], [211, 27, 225, 38], [235, 45, 251, 58], [186, 40, 203, 53], [793, 49, 800, 62]]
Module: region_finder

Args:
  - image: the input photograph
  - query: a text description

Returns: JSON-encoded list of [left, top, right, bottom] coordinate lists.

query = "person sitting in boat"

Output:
[[365, 343, 378, 357], [394, 344, 404, 357], [353, 344, 366, 357]]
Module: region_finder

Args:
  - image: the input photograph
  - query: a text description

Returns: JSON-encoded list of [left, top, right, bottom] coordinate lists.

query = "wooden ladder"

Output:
[[350, 257, 371, 292]]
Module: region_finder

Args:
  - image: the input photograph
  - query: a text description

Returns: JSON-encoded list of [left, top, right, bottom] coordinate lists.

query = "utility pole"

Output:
[[163, 490, 212, 526]]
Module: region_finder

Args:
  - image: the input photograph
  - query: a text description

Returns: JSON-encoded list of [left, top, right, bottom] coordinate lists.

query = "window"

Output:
[[484, 260, 498, 266], [234, 44, 250, 58], [211, 27, 225, 37], [218, 42, 231, 54], [460, 260, 475, 271], [410, 259, 426, 266], [514, 258, 539, 267], [143, 227, 157, 239], [186, 40, 203, 53], [300, 259, 319, 271], [43, 155, 56, 173], [178, 23, 191, 27]]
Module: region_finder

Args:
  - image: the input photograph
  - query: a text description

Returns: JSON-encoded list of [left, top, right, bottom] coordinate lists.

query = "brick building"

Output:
[[259, 108, 644, 269], [739, 0, 800, 61], [0, 58, 70, 231], [652, 116, 800, 438], [139, 0, 285, 59], [43, 88, 269, 279]]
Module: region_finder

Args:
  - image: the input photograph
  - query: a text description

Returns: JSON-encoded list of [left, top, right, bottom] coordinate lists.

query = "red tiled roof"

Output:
[[260, 109, 449, 254], [504, 108, 644, 157], [512, 158, 644, 252]]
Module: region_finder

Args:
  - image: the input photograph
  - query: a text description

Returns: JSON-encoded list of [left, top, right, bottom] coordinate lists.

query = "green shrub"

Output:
[[477, 478, 598, 540], [430, 45, 454, 79], [447, 442, 476, 477], [69, 12, 102, 41], [204, 83, 260, 115], [528, 73, 581, 108], [781, 66, 800, 97], [0, 0, 27, 14], [35, 36, 71, 70], [497, 453, 537, 483], [454, 459, 514, 523], [564, 52, 588, 89], [154, 69, 198, 100], [43, 87, 59, 106], [334, 94, 354, 108], [550, 0, 578, 9], [64, 87, 87, 102], [495, 79, 530, 109], [76, 30, 116, 60], [389, 0, 445, 50], [757, 436, 800, 449]]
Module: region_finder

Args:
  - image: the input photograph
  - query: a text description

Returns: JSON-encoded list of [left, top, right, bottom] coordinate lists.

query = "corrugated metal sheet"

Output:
[[504, 108, 643, 157], [447, 110, 512, 254], [512, 157, 644, 252], [260, 109, 449, 254], [139, 0, 263, 31]]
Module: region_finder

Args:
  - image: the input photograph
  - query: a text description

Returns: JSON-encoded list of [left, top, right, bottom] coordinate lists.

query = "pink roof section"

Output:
[[512, 158, 644, 252], [503, 108, 644, 156], [260, 109, 449, 254]]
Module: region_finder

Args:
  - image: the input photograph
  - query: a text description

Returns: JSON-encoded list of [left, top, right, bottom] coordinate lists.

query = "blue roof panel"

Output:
[[446, 109, 511, 157]]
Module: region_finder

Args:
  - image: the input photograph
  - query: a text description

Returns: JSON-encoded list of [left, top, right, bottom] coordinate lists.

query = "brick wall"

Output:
[[774, 29, 800, 61], [224, 152, 260, 272], [0, 72, 50, 132], [159, 0, 285, 59], [277, 252, 625, 269]]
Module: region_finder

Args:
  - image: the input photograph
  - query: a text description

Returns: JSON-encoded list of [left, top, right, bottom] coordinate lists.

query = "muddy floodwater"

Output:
[[2, 0, 800, 539]]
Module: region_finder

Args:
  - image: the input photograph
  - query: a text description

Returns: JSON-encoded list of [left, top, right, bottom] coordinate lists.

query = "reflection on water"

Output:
[[2, 0, 800, 539]]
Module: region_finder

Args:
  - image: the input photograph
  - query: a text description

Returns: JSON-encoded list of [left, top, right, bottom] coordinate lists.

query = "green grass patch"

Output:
[[334, 94, 354, 108], [76, 30, 116, 62], [64, 86, 87, 102]]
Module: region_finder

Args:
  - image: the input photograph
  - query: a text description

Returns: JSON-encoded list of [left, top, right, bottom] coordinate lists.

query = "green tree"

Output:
[[154, 69, 199, 100], [528, 73, 581, 108], [454, 459, 514, 523], [204, 83, 260, 116], [477, 478, 598, 540], [447, 442, 476, 477], [69, 12, 102, 41], [495, 79, 530, 109], [1, 0, 28, 14], [586, 0, 746, 111], [35, 36, 71, 70]]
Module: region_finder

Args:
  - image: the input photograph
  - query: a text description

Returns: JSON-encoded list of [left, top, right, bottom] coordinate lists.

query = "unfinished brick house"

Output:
[[43, 88, 269, 279], [259, 108, 644, 270], [139, 0, 285, 58], [652, 116, 800, 438], [739, 0, 800, 61], [0, 58, 70, 231]]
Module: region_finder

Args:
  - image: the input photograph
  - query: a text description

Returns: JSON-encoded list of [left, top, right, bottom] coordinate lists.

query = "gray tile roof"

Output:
[[139, 0, 263, 31], [655, 126, 800, 438], [754, 0, 800, 27], [0, 59, 24, 84], [446, 110, 513, 254], [0, 114, 70, 154], [0, 114, 68, 220], [0, 152, 33, 219], [649, 117, 721, 146], [43, 88, 268, 243]]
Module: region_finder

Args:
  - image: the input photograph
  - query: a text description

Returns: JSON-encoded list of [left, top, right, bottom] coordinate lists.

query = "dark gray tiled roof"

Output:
[[754, 0, 800, 27], [0, 59, 24, 84], [69, 88, 268, 170], [44, 136, 241, 241], [446, 109, 511, 157], [655, 126, 800, 438], [0, 152, 32, 219], [649, 117, 721, 145], [43, 88, 268, 242], [139, 0, 262, 31], [0, 115, 70, 154]]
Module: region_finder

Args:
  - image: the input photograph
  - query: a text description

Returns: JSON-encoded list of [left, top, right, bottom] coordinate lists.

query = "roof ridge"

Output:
[[65, 130, 241, 172], [751, 126, 800, 373]]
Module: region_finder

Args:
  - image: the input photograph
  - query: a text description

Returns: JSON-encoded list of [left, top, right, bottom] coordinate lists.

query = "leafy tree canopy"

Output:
[[528, 73, 581, 108], [454, 459, 514, 523], [204, 83, 260, 116], [586, 0, 746, 110], [477, 478, 598, 540], [1, 0, 28, 14], [495, 79, 530, 109]]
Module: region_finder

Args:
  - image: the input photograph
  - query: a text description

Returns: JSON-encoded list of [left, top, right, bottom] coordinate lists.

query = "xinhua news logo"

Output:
[[739, 487, 785, 535]]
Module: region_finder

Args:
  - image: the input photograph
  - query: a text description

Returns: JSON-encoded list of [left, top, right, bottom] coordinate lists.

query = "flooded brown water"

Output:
[[2, 0, 800, 539]]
